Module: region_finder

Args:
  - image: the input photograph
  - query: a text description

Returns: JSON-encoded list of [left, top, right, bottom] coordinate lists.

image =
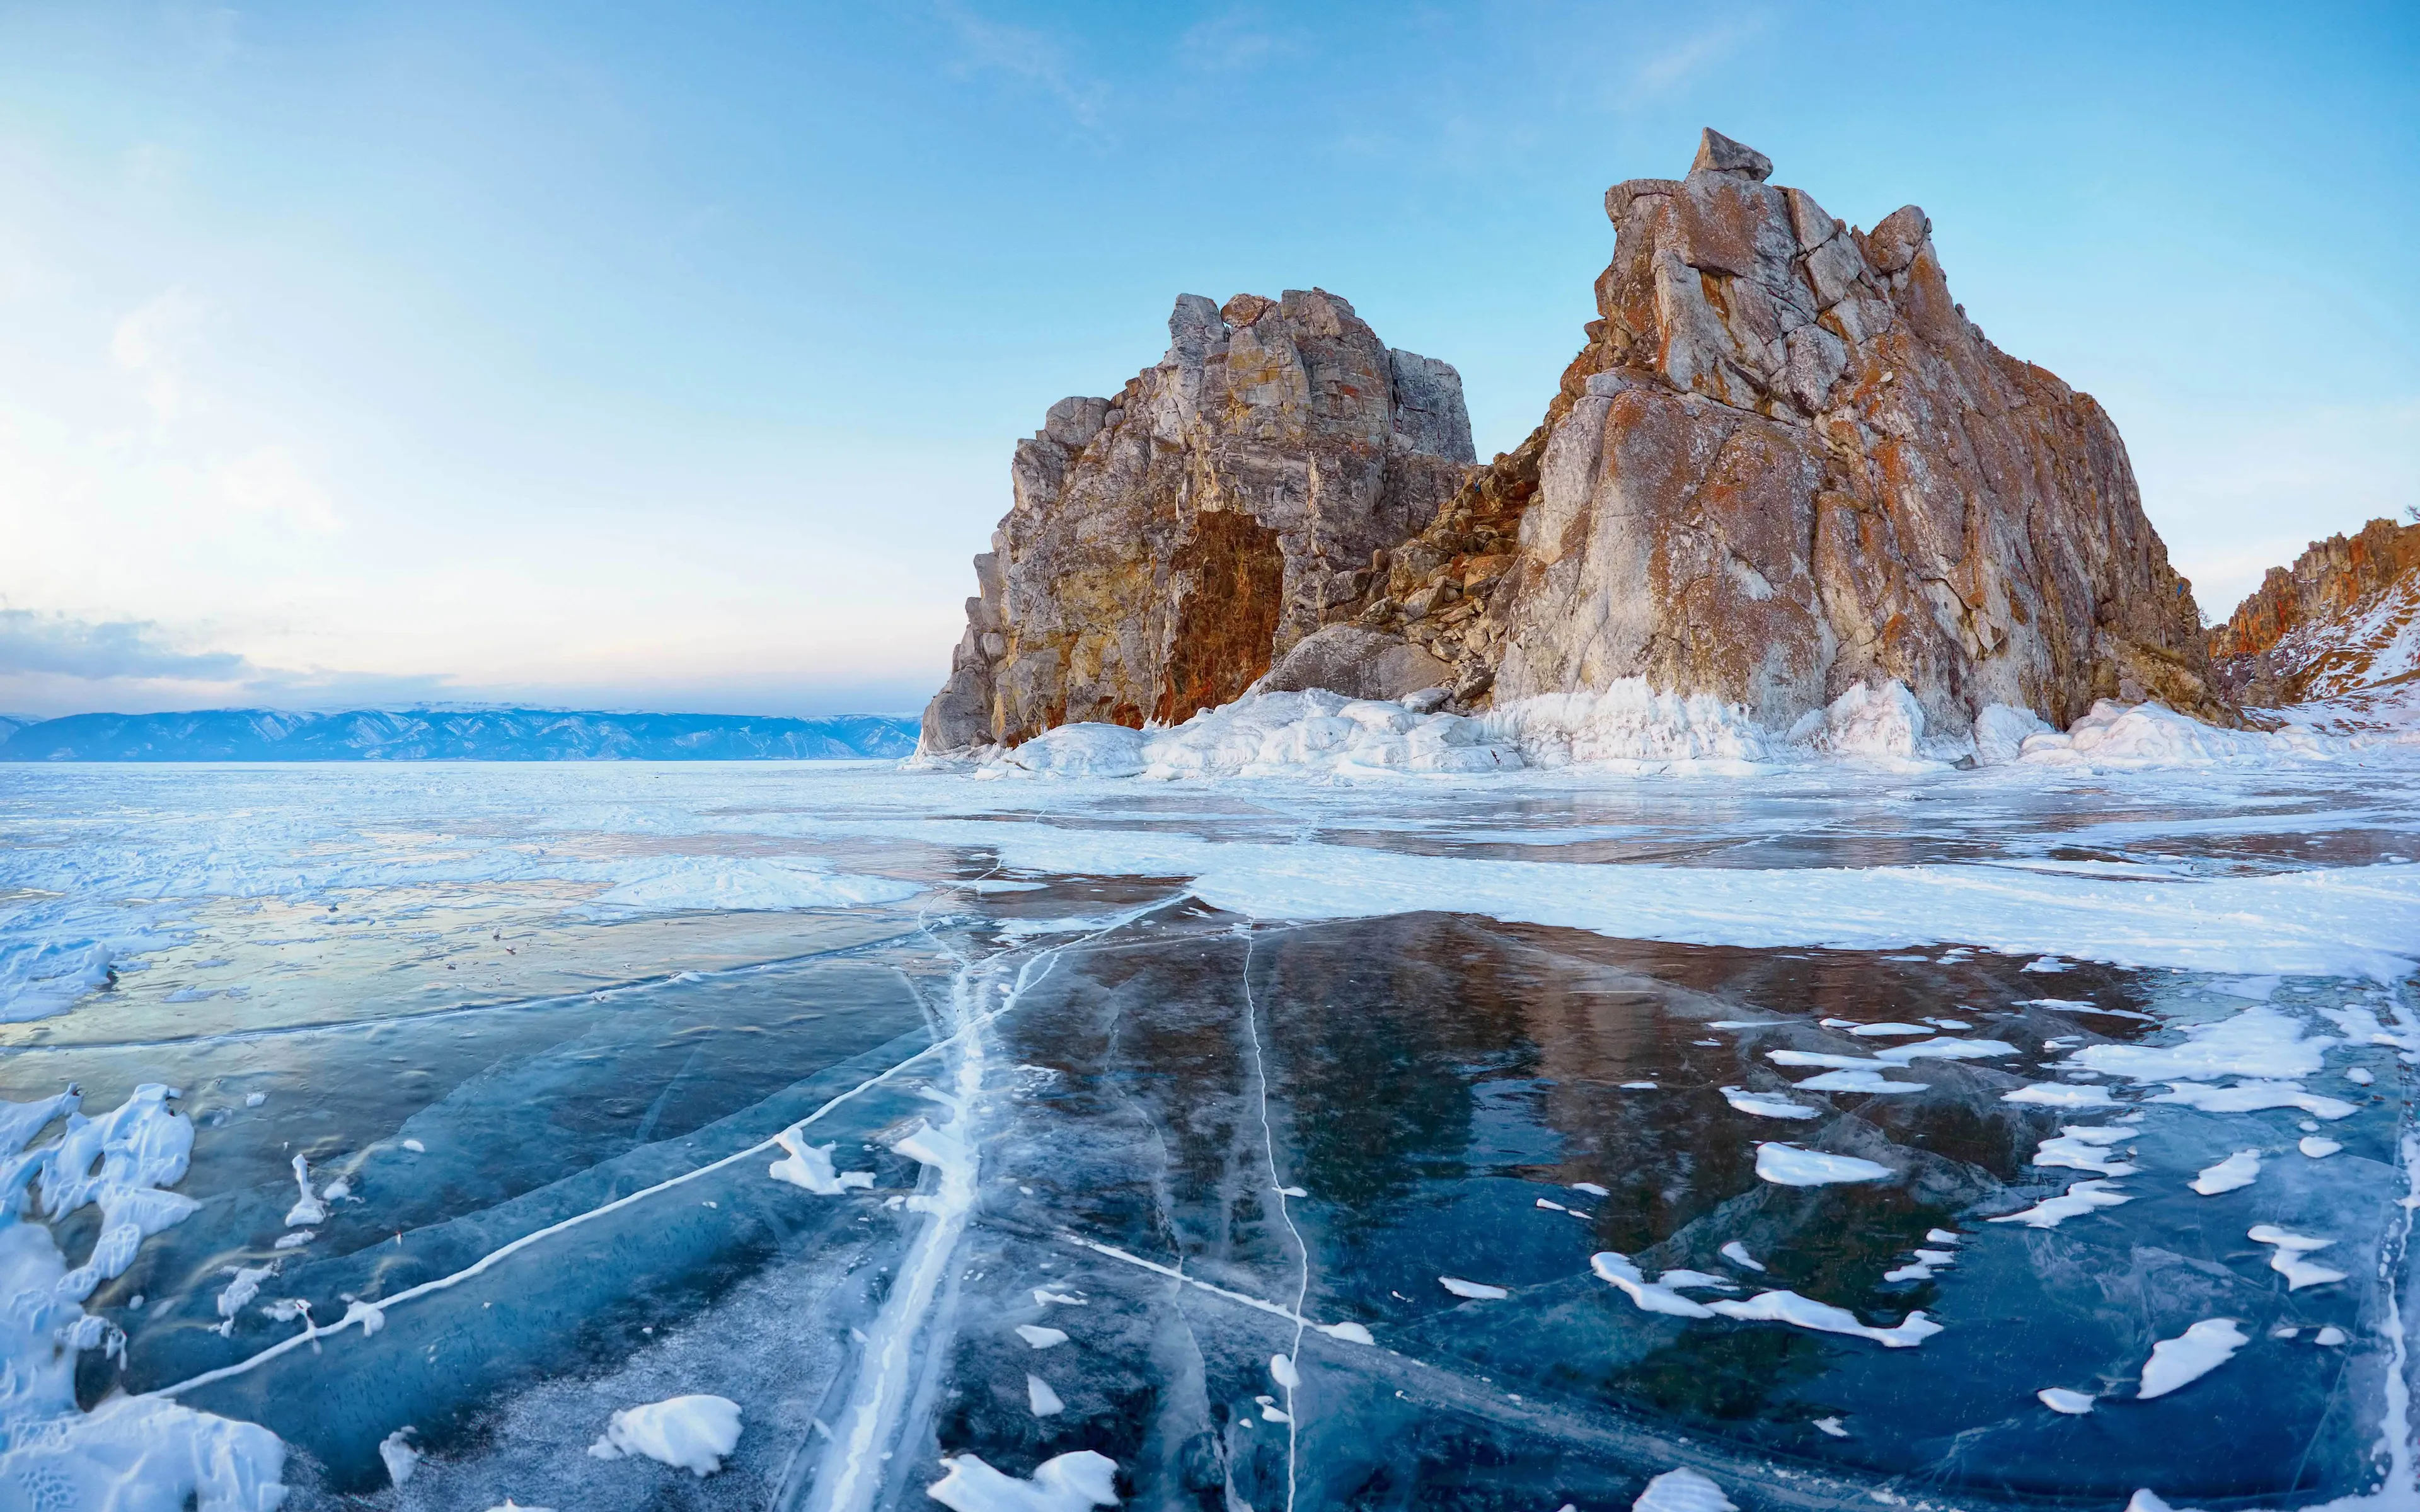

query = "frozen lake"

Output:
[[3, 756, 2417, 1511]]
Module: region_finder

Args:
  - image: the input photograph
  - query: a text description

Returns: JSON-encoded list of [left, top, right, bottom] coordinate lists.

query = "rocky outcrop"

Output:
[[919, 290, 1474, 753], [2208, 517, 2420, 706], [1342, 129, 2227, 733]]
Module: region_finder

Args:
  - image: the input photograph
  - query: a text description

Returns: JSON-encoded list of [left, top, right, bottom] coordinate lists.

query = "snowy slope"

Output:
[[0, 707, 918, 762]]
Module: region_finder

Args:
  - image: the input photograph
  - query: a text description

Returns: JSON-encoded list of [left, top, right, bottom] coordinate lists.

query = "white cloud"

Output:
[[933, 0, 1108, 129], [110, 286, 208, 421], [217, 445, 338, 531]]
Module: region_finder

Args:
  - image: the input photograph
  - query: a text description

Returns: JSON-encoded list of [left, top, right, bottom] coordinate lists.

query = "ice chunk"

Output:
[[1027, 1374, 1064, 1416], [1720, 1086, 1818, 1120], [1590, 1252, 1714, 1318], [2301, 1136, 2344, 1159], [379, 1428, 420, 1487], [2189, 1150, 2262, 1195], [767, 1129, 875, 1195], [928, 1450, 1120, 1512], [1015, 1324, 1070, 1349], [2038, 1388, 2095, 1414], [1989, 1179, 2133, 1228], [2150, 1081, 2356, 1120], [587, 1394, 743, 1476], [1705, 1290, 1940, 1348], [1439, 1276, 1509, 1300], [1269, 1354, 1298, 1390], [2138, 1319, 2247, 1399], [2346, 1067, 2375, 1085], [2315, 1326, 2348, 1346], [2003, 1083, 2116, 1108], [2248, 1225, 2346, 1290], [1754, 1143, 1894, 1186], [1632, 1467, 1737, 1512], [1719, 1241, 1765, 1272], [1317, 1320, 1375, 1344]]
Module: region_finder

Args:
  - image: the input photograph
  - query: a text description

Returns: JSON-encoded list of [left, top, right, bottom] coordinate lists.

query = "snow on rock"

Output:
[[587, 1394, 743, 1477], [2138, 1319, 2247, 1399], [1705, 1290, 1940, 1348], [2189, 1150, 2262, 1196], [766, 1129, 875, 1195], [1632, 1467, 1737, 1512], [927, 1449, 1121, 1512], [1754, 1143, 1894, 1186]]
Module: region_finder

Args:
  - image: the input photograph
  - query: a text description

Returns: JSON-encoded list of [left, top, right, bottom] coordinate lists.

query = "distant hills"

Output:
[[0, 707, 918, 761]]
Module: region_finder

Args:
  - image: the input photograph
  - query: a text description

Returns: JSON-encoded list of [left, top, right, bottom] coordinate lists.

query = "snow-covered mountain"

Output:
[[2210, 515, 2420, 735], [0, 707, 918, 761]]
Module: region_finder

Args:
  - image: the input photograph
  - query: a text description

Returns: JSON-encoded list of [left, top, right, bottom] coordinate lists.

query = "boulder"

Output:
[[1258, 625, 1452, 702], [919, 289, 1474, 754]]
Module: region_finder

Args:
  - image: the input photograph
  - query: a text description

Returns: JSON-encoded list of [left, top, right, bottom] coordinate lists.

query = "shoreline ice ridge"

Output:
[[954, 677, 2377, 782]]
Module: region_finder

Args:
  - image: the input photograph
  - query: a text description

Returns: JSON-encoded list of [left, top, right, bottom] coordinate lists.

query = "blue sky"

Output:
[[0, 2, 2411, 717]]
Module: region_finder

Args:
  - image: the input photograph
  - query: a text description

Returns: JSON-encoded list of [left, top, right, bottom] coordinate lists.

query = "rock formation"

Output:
[[923, 130, 2235, 757], [919, 289, 1474, 752], [1342, 129, 2227, 733], [2208, 516, 2420, 706]]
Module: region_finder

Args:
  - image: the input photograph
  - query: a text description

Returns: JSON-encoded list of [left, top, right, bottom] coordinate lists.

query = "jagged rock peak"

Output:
[[2208, 516, 2420, 706], [918, 289, 1475, 755], [1690, 127, 1772, 181], [1335, 130, 2228, 733]]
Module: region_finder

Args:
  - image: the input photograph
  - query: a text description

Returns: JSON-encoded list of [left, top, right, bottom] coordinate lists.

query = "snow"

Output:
[[1721, 1086, 1819, 1120], [2017, 700, 2319, 769], [2137, 1319, 2248, 1399], [1705, 1290, 1941, 1348], [379, 1428, 421, 1487], [586, 1393, 744, 1476], [2033, 1126, 2139, 1177], [0, 1087, 288, 1511], [1988, 1179, 2134, 1229], [767, 1130, 875, 1194], [1792, 1070, 1927, 1094], [1719, 1242, 1765, 1272], [2248, 1226, 2346, 1290], [2150, 1081, 2356, 1120], [2066, 1005, 2326, 1083], [1485, 682, 1770, 767], [2003, 1084, 2117, 1108], [2301, 1137, 2344, 1159], [1026, 1374, 1064, 1416], [992, 695, 1523, 779], [1439, 1276, 1509, 1300], [2038, 1389, 2095, 1415], [1592, 1252, 1715, 1318], [928, 1450, 1121, 1512], [1631, 1467, 1737, 1512], [2189, 1150, 2262, 1196], [1014, 1324, 1069, 1349], [1754, 1143, 1895, 1186]]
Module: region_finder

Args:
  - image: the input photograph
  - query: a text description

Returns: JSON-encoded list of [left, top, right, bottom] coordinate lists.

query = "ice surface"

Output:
[[2138, 1319, 2248, 1399], [587, 1394, 743, 1475], [2188, 1149, 2262, 1195], [1754, 1143, 1895, 1185], [1630, 1467, 1737, 1512]]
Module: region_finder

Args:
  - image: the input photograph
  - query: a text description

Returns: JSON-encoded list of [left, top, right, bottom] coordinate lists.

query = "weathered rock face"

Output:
[[919, 289, 1474, 752], [1345, 129, 2227, 732], [2208, 517, 2420, 706]]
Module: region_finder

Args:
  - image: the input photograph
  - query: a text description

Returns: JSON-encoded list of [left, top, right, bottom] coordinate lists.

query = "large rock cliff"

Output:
[[1344, 130, 2227, 733], [919, 289, 1473, 753], [2208, 516, 2420, 707]]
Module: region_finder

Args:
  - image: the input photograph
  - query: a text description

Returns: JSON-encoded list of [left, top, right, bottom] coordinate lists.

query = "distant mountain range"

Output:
[[0, 707, 918, 761]]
